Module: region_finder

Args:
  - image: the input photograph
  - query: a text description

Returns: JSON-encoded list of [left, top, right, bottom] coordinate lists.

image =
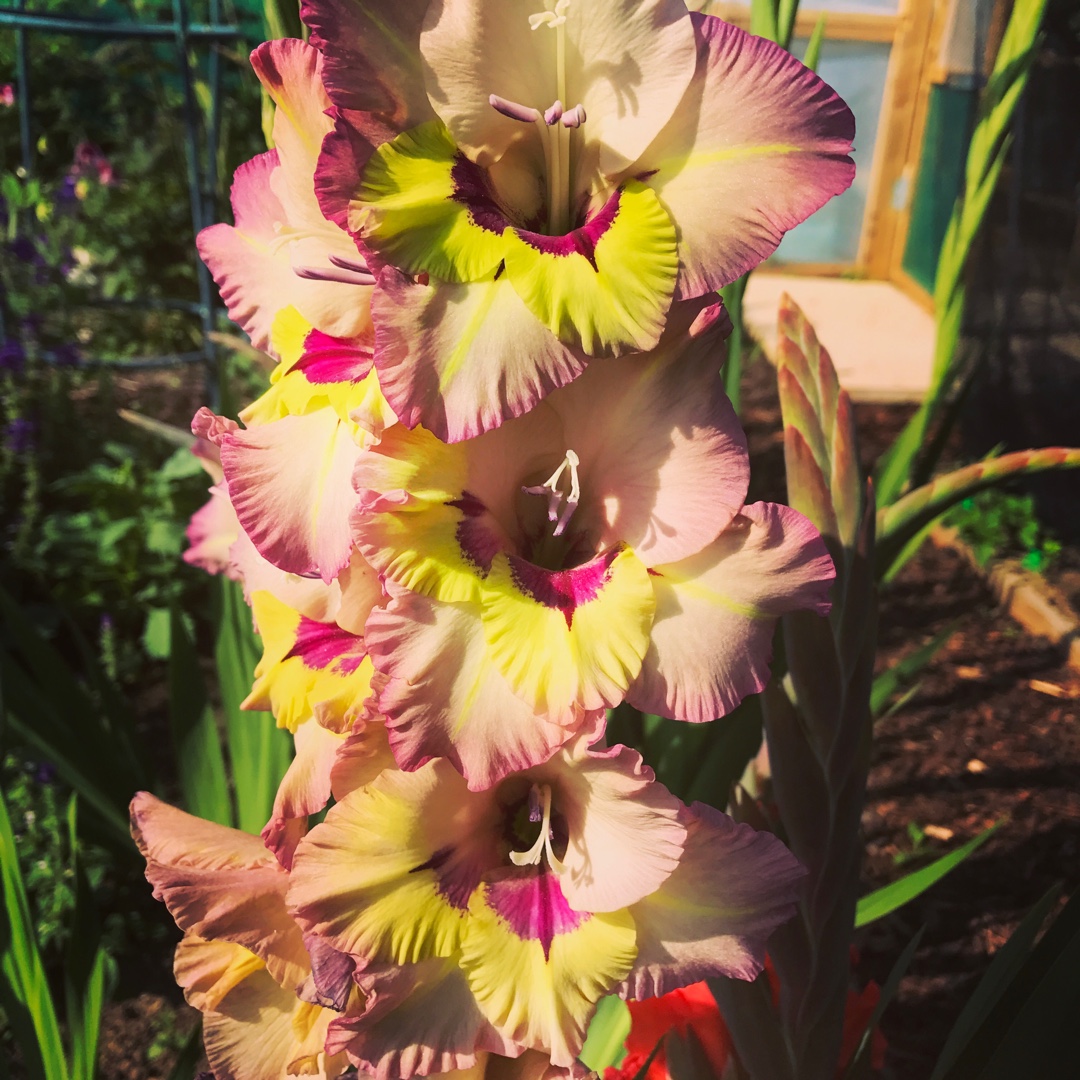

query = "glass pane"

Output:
[[772, 38, 891, 265]]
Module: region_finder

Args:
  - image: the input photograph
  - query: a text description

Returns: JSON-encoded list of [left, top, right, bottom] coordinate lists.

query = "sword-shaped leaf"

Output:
[[876, 447, 1080, 573]]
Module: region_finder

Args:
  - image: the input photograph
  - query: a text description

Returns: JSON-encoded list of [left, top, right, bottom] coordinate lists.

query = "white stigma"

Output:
[[522, 449, 580, 537], [528, 0, 570, 30], [509, 784, 565, 874]]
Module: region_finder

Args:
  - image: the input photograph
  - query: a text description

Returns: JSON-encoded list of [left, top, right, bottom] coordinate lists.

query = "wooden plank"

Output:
[[858, 0, 938, 282], [885, 0, 956, 292]]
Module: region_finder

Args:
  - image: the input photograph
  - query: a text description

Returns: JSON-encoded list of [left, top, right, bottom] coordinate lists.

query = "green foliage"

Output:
[[580, 994, 631, 1073], [3, 436, 211, 682], [0, 755, 109, 959], [875, 0, 1050, 505], [875, 447, 1080, 582], [947, 487, 1062, 571], [855, 823, 1000, 928], [931, 886, 1080, 1079], [0, 785, 113, 1080]]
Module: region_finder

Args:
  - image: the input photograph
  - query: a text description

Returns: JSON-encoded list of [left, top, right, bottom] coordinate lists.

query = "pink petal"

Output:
[[419, 0, 696, 179], [300, 0, 435, 129], [130, 793, 310, 994], [328, 716, 397, 802], [365, 588, 577, 791], [547, 297, 747, 566], [327, 959, 519, 1080], [183, 482, 241, 578], [535, 743, 685, 914], [229, 529, 343, 624], [251, 39, 333, 222], [370, 269, 587, 442], [628, 502, 835, 723], [623, 801, 806, 998], [638, 13, 856, 298], [262, 719, 349, 869], [221, 409, 361, 582]]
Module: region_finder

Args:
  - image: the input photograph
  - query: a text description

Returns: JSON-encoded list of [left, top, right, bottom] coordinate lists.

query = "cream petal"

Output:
[[637, 13, 856, 298], [532, 743, 685, 914], [628, 502, 834, 723], [622, 802, 806, 999], [419, 0, 696, 177], [131, 793, 310, 993], [365, 588, 577, 790], [546, 297, 746, 567]]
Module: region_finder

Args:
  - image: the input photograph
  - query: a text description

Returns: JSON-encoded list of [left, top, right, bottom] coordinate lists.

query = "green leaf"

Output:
[[142, 607, 172, 660], [803, 13, 827, 73], [579, 994, 631, 1072], [871, 620, 958, 718], [930, 885, 1059, 1080], [166, 1020, 204, 1080], [683, 695, 763, 809], [63, 799, 113, 1080], [0, 783, 69, 1080], [935, 883, 1080, 1080], [720, 275, 749, 415], [168, 605, 234, 827], [855, 822, 1000, 928], [876, 448, 1080, 571], [215, 578, 291, 834]]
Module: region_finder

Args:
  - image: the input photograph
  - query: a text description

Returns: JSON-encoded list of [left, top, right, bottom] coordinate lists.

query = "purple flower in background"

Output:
[[50, 343, 80, 368], [33, 761, 57, 785], [4, 417, 36, 454], [10, 235, 37, 264], [0, 84, 13, 109], [0, 340, 25, 374], [57, 175, 79, 205]]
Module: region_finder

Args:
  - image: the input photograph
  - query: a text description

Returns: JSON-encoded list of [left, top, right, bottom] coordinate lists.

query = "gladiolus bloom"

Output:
[[352, 301, 834, 787], [288, 736, 805, 1073], [307, 0, 855, 440]]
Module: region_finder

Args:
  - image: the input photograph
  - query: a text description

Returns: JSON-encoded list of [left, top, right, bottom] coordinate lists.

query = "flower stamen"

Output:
[[293, 263, 375, 286], [489, 94, 542, 124], [522, 449, 580, 537], [509, 784, 565, 874]]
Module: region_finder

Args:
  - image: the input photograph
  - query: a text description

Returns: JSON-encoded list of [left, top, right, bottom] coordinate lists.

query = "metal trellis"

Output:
[[0, 0, 251, 406]]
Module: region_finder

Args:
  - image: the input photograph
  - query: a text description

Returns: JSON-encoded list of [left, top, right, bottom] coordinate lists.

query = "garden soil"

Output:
[[95, 361, 1080, 1080]]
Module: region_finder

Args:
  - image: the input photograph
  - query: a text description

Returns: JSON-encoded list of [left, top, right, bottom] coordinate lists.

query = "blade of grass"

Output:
[[63, 797, 112, 1080], [0, 783, 69, 1080], [871, 620, 958, 718], [168, 605, 234, 827], [929, 884, 1060, 1080], [856, 822, 1000, 927], [216, 577, 291, 834]]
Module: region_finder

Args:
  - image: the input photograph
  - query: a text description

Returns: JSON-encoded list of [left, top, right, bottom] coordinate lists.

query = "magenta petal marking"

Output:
[[411, 845, 485, 911], [449, 492, 503, 575], [513, 189, 621, 271], [507, 547, 621, 629], [486, 870, 588, 961], [286, 615, 366, 675], [449, 155, 514, 236], [304, 933, 356, 1012], [293, 328, 374, 385]]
